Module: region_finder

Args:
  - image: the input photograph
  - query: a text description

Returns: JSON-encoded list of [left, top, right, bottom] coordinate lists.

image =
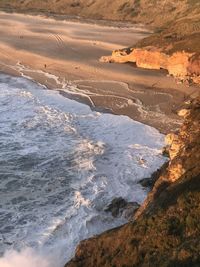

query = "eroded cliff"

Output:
[[100, 49, 200, 85], [66, 97, 200, 267]]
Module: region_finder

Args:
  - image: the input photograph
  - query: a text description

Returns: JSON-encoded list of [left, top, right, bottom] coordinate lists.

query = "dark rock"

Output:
[[105, 197, 127, 217], [139, 162, 169, 190], [105, 197, 139, 219], [122, 202, 140, 220], [139, 177, 155, 189], [162, 146, 170, 157]]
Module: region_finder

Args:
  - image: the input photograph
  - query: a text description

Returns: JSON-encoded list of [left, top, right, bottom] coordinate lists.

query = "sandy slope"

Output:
[[0, 12, 198, 133], [0, 0, 199, 28]]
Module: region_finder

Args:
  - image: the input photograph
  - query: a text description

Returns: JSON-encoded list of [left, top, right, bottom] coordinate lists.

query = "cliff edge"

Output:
[[66, 97, 200, 267]]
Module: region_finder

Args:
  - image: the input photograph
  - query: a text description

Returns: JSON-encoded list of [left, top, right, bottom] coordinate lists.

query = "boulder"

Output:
[[105, 197, 139, 219]]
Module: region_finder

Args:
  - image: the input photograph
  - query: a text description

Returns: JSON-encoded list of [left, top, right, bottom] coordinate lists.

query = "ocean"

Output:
[[0, 73, 166, 267]]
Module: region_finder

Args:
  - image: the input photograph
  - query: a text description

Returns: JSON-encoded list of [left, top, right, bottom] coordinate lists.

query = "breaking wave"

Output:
[[0, 74, 166, 266]]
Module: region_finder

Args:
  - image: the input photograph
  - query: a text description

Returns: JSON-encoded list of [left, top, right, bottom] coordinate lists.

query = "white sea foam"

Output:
[[0, 249, 50, 267], [15, 62, 96, 107], [0, 73, 167, 266]]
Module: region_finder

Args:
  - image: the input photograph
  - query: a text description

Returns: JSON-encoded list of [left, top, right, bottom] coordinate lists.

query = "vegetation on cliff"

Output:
[[66, 98, 200, 267], [0, 0, 200, 29]]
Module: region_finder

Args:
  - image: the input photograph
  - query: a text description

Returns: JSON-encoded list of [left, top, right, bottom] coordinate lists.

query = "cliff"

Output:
[[100, 49, 200, 85], [99, 4, 200, 84], [66, 97, 200, 267], [98, 1, 200, 84]]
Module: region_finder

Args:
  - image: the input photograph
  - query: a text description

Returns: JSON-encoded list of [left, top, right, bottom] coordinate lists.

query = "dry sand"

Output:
[[0, 11, 198, 133]]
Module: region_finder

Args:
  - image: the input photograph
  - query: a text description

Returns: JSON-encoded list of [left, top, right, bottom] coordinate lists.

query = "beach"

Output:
[[0, 11, 198, 133], [0, 3, 199, 267]]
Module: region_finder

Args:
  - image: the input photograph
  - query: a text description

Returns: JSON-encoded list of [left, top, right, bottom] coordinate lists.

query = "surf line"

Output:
[[14, 62, 96, 108]]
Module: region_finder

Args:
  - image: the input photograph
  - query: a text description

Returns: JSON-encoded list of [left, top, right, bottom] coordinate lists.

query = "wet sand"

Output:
[[0, 11, 198, 133]]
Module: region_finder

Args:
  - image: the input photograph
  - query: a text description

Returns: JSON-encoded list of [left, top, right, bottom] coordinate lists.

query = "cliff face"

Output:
[[135, 98, 200, 218], [66, 98, 200, 267], [100, 49, 200, 84]]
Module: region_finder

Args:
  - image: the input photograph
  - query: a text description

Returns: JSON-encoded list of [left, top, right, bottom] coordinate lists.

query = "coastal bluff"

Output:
[[66, 97, 200, 267], [100, 49, 200, 85]]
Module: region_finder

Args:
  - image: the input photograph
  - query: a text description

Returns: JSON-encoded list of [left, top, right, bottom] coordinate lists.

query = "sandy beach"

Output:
[[0, 11, 198, 133]]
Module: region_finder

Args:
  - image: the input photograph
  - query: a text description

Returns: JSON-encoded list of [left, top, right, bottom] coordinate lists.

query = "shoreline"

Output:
[[0, 4, 199, 267], [66, 97, 200, 267], [0, 68, 167, 267], [0, 11, 198, 134]]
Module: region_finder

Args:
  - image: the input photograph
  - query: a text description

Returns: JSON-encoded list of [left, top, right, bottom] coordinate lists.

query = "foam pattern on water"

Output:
[[0, 74, 166, 267]]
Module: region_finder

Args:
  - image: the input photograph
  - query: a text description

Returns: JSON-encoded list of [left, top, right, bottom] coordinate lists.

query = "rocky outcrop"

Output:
[[135, 98, 200, 218], [65, 97, 200, 267], [187, 53, 200, 84], [188, 53, 200, 76], [139, 163, 169, 190], [100, 48, 200, 84], [100, 48, 168, 69], [105, 197, 139, 220]]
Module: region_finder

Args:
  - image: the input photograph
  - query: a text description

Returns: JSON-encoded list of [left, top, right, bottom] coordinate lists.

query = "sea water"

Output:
[[0, 73, 166, 267]]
